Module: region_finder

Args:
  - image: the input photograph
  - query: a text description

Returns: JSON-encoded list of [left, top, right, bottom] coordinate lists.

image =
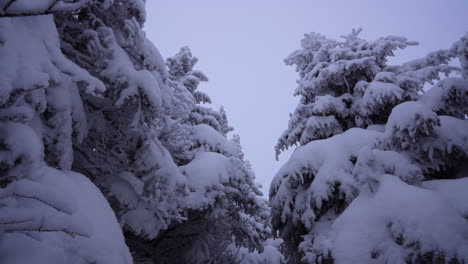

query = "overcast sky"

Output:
[[145, 0, 468, 195]]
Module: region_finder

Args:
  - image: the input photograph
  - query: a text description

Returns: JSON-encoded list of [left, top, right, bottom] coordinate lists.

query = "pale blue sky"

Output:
[[145, 0, 468, 195]]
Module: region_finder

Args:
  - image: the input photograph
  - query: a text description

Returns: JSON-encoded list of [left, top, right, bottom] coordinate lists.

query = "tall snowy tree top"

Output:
[[166, 46, 234, 135], [275, 29, 457, 158], [166, 46, 209, 102], [285, 28, 418, 99]]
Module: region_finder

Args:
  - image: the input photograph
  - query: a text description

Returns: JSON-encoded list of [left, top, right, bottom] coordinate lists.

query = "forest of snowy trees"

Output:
[[0, 1, 467, 264]]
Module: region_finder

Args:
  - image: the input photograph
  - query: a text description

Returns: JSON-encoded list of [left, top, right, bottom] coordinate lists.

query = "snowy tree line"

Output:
[[1, 1, 468, 264], [0, 1, 281, 263]]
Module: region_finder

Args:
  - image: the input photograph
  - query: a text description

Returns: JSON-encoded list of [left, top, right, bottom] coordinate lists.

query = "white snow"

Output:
[[192, 124, 242, 157], [182, 152, 230, 191], [0, 0, 93, 15], [419, 77, 468, 117], [422, 177, 468, 218], [329, 175, 468, 264], [271, 128, 381, 228], [0, 15, 104, 104], [358, 81, 404, 116], [227, 239, 285, 264], [180, 151, 243, 209], [0, 169, 133, 264], [0, 122, 132, 264]]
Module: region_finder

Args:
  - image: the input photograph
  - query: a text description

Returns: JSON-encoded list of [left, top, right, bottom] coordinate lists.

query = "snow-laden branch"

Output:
[[0, 0, 95, 17]]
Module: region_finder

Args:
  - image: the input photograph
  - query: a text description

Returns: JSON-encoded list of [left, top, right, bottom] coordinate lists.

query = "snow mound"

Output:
[[422, 177, 468, 219], [0, 122, 132, 264], [0, 169, 133, 264], [329, 175, 468, 264]]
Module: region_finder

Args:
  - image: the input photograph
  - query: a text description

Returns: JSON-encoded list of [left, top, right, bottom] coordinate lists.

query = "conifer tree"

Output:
[[271, 30, 468, 263]]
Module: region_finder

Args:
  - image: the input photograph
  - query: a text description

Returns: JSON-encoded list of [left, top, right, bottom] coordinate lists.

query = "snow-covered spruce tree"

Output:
[[0, 2, 132, 263], [167, 46, 233, 137], [54, 0, 188, 242], [274, 28, 455, 158], [52, 1, 279, 263], [121, 47, 281, 263], [270, 29, 468, 263]]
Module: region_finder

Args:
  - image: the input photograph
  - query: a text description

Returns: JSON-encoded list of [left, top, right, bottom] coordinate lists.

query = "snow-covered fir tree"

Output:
[[1, 1, 282, 264], [271, 29, 468, 263], [124, 46, 280, 264]]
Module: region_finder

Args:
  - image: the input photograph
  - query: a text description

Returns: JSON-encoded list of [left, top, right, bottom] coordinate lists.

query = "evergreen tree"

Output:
[[128, 46, 279, 264], [0, 2, 132, 263], [271, 30, 468, 263], [274, 28, 455, 159], [54, 0, 187, 241]]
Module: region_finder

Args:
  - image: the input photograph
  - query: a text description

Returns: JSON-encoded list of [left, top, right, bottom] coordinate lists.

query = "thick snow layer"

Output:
[[386, 101, 439, 135], [0, 15, 105, 170], [93, 26, 164, 109], [422, 177, 468, 218], [0, 122, 132, 264], [192, 124, 241, 157], [0, 0, 93, 15], [330, 175, 468, 264], [227, 239, 284, 264], [353, 147, 423, 186], [358, 81, 404, 116], [0, 122, 43, 168], [0, 168, 132, 264], [433, 116, 468, 154], [270, 128, 381, 228], [180, 151, 246, 209], [116, 138, 186, 239], [312, 95, 347, 115], [0, 15, 104, 104], [182, 152, 230, 191], [419, 77, 468, 118], [384, 101, 441, 152], [300, 115, 342, 144]]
